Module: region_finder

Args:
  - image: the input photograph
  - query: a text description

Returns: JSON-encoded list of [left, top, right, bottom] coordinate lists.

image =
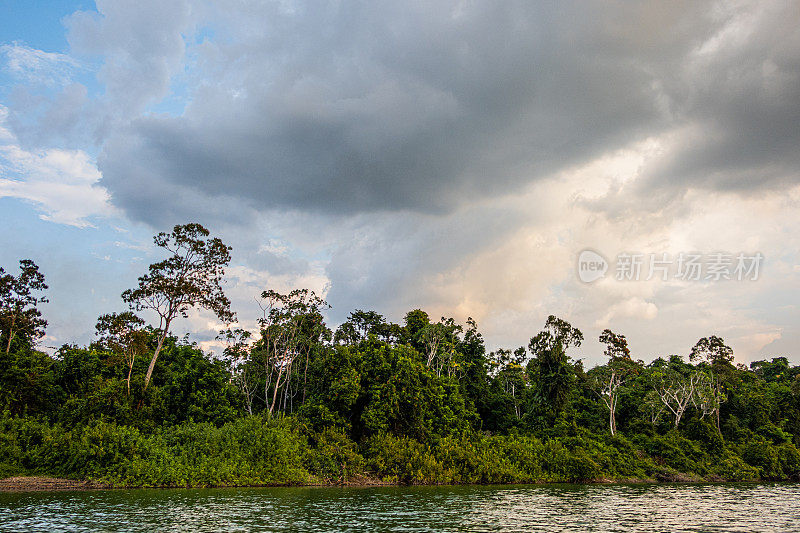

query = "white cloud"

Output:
[[1, 42, 82, 86], [0, 106, 115, 227]]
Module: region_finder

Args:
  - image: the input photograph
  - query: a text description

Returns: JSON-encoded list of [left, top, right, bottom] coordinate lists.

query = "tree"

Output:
[[402, 309, 430, 351], [219, 327, 258, 415], [650, 359, 704, 429], [590, 329, 638, 435], [254, 288, 329, 416], [641, 389, 666, 425], [693, 369, 726, 431], [598, 329, 631, 360], [122, 223, 235, 389], [333, 310, 401, 345], [690, 336, 734, 365], [529, 315, 584, 355], [527, 316, 583, 423], [419, 317, 462, 377], [528, 341, 575, 422], [489, 347, 527, 419], [0, 259, 48, 353], [95, 311, 148, 396]]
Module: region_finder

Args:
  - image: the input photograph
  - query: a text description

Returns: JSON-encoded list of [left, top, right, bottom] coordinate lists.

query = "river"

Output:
[[2, 483, 799, 532]]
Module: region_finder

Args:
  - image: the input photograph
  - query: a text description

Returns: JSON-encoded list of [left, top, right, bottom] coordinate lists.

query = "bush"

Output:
[[713, 451, 759, 481], [741, 439, 782, 480], [0, 414, 310, 487], [777, 444, 800, 480], [304, 428, 365, 482], [363, 433, 446, 484]]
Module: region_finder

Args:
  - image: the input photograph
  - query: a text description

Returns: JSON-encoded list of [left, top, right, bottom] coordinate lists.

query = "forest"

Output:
[[1, 223, 799, 487]]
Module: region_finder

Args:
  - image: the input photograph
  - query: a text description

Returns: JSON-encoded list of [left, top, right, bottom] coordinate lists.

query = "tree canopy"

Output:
[[1, 226, 800, 486]]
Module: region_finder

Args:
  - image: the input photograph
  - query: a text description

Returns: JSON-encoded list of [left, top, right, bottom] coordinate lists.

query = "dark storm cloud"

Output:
[[637, 1, 800, 194], [89, 1, 800, 225], [94, 1, 705, 223]]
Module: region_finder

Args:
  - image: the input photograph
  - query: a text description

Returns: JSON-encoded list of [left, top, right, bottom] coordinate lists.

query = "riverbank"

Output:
[[0, 471, 740, 492], [4, 415, 798, 490], [0, 476, 113, 492]]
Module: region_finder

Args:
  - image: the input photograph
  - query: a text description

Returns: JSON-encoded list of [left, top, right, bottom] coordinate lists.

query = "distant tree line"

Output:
[[1, 223, 799, 486]]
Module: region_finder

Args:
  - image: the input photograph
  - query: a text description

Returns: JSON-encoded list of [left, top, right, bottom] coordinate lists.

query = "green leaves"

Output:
[[121, 223, 235, 388], [690, 336, 734, 365], [123, 223, 234, 325], [0, 259, 48, 353]]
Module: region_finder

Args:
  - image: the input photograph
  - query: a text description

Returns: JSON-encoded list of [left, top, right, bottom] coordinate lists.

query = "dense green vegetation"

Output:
[[2, 224, 800, 487]]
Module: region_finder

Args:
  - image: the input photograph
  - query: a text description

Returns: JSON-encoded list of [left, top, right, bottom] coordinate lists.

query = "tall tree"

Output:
[[690, 336, 734, 365], [598, 329, 631, 360], [95, 311, 148, 395], [693, 369, 726, 431], [527, 316, 583, 422], [0, 259, 48, 353], [528, 315, 584, 356], [650, 358, 704, 429], [590, 329, 638, 435], [489, 347, 527, 419], [122, 223, 235, 389]]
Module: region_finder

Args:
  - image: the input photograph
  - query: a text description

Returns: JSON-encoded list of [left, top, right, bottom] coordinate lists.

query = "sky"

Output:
[[1, 0, 799, 367]]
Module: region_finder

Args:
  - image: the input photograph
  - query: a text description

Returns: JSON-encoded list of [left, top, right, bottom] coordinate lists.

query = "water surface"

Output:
[[2, 483, 799, 532]]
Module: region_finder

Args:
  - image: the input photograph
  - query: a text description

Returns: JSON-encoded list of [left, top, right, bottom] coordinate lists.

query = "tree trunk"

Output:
[[5, 316, 14, 353], [126, 360, 133, 396], [609, 403, 616, 436], [269, 366, 285, 417], [144, 323, 170, 390]]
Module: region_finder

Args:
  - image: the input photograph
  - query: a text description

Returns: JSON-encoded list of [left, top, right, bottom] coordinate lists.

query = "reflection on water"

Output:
[[2, 483, 799, 532]]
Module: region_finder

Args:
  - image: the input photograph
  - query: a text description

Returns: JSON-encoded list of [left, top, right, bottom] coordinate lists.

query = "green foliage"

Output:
[[122, 223, 235, 389], [0, 259, 48, 354], [741, 438, 782, 480], [0, 414, 309, 486], [4, 246, 800, 486], [303, 428, 365, 482]]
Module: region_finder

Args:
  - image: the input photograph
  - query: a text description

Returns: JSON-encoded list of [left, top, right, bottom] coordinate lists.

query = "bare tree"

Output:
[[421, 322, 444, 368], [591, 364, 627, 436], [642, 390, 666, 425], [122, 223, 235, 389], [693, 370, 726, 431], [652, 368, 704, 428], [420, 318, 462, 377]]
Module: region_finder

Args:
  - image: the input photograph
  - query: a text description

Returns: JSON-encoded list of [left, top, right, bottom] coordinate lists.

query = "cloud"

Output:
[[596, 297, 659, 326], [2, 0, 799, 365], [89, 0, 799, 229], [95, 1, 684, 223], [0, 106, 115, 227], [65, 0, 193, 119], [1, 42, 82, 86]]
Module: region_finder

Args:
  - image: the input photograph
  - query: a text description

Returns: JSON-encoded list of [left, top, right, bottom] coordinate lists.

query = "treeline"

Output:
[[1, 223, 800, 486]]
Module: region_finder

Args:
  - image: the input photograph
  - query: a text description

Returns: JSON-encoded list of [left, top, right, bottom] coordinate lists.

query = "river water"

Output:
[[1, 483, 799, 532]]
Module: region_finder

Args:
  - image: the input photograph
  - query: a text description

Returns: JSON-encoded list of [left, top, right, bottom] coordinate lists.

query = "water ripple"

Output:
[[1, 483, 799, 532]]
